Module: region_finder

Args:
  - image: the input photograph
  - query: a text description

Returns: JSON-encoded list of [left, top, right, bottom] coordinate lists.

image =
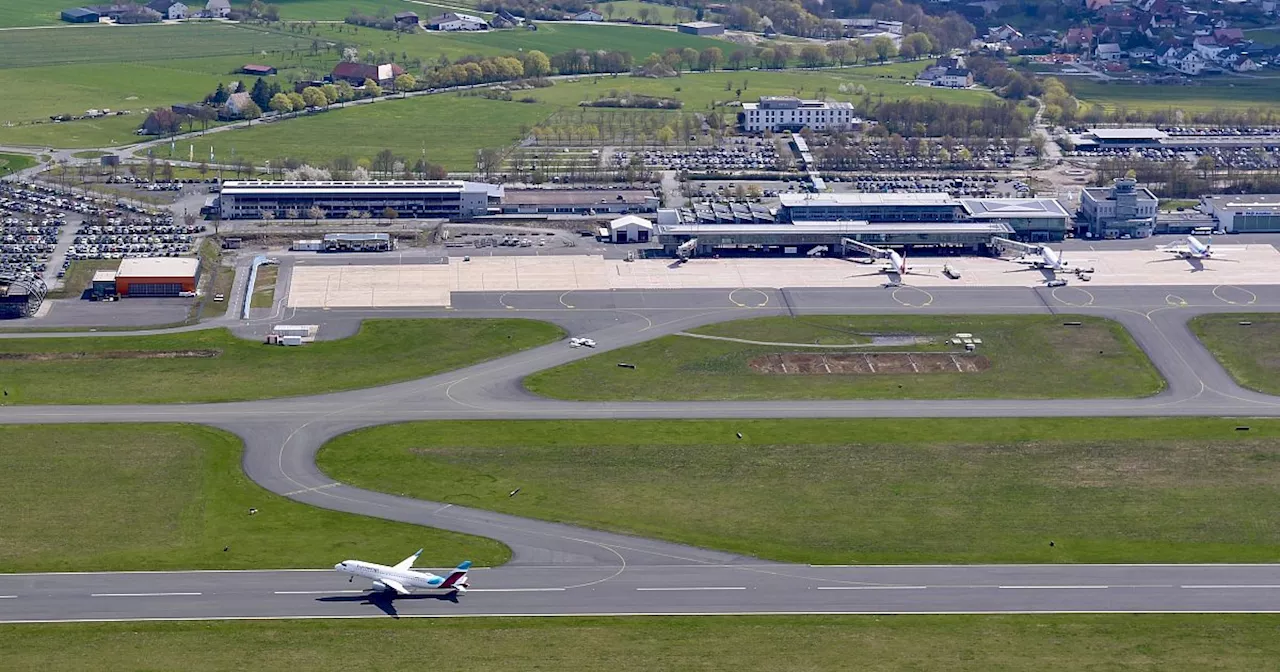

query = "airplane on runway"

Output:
[[992, 237, 1094, 277], [841, 238, 930, 282], [335, 550, 472, 597]]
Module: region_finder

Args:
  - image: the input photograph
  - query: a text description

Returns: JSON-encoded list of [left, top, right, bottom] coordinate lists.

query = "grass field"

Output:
[[1246, 27, 1280, 46], [1190, 313, 1280, 395], [6, 615, 1280, 670], [0, 23, 307, 69], [0, 424, 507, 572], [0, 0, 65, 27], [46, 259, 120, 299], [319, 418, 1280, 564], [250, 265, 279, 308], [525, 315, 1163, 401], [1068, 78, 1280, 114], [595, 1, 684, 24], [0, 318, 562, 404], [0, 152, 37, 176]]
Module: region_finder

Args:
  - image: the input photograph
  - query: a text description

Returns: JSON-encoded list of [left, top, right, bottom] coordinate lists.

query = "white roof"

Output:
[[1086, 128, 1169, 140], [780, 192, 960, 208], [609, 215, 654, 230], [961, 198, 1070, 218], [117, 257, 199, 279], [92, 270, 117, 282]]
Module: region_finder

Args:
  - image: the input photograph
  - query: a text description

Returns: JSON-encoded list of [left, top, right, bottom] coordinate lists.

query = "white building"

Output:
[[1095, 43, 1123, 61], [1078, 178, 1159, 238], [205, 0, 229, 18], [216, 180, 503, 220], [741, 97, 858, 133], [1158, 47, 1206, 75], [426, 12, 488, 30], [606, 215, 654, 243], [935, 67, 973, 88], [571, 9, 603, 21]]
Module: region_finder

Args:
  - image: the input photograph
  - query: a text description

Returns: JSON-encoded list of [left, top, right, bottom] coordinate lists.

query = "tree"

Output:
[[249, 78, 273, 110], [394, 73, 416, 93], [656, 125, 675, 145], [698, 47, 722, 71], [757, 48, 775, 68], [872, 35, 897, 63], [900, 32, 932, 60], [604, 3, 614, 20], [263, 3, 279, 21], [854, 40, 876, 64], [800, 44, 826, 68], [728, 49, 747, 70], [372, 148, 396, 177], [269, 92, 293, 114], [1031, 132, 1047, 156], [522, 50, 551, 77], [307, 206, 324, 221], [320, 83, 339, 105], [826, 41, 850, 66], [362, 78, 382, 98], [240, 100, 263, 120], [301, 86, 327, 109], [286, 91, 306, 111], [382, 207, 397, 220], [637, 6, 650, 23], [680, 47, 699, 71], [209, 82, 230, 105], [335, 81, 355, 103]]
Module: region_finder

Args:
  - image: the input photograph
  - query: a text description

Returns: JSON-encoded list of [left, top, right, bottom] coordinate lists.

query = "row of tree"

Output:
[[870, 99, 1029, 140]]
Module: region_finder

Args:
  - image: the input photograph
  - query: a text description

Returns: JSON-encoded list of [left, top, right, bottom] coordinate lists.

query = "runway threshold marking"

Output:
[[817, 586, 927, 591], [0, 595, 16, 599], [90, 592, 202, 597], [636, 587, 746, 591]]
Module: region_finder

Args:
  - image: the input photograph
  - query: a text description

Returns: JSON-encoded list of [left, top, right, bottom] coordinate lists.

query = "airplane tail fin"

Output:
[[440, 560, 472, 588]]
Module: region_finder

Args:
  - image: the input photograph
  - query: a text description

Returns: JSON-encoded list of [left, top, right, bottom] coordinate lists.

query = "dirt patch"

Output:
[[0, 349, 222, 362], [749, 352, 990, 375]]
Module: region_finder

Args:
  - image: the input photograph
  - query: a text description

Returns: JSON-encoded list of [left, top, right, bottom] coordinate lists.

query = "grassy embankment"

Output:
[[1191, 313, 1280, 395], [250, 264, 279, 308], [318, 417, 1280, 565], [45, 259, 120, 299], [0, 424, 507, 572], [526, 315, 1163, 401], [6, 615, 1280, 670], [0, 318, 563, 403], [0, 152, 37, 176]]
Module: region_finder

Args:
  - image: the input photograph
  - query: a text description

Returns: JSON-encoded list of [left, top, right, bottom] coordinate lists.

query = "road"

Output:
[[2, 283, 1280, 622]]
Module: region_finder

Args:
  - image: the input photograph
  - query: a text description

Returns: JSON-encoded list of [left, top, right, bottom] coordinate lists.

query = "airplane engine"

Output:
[[371, 580, 389, 592]]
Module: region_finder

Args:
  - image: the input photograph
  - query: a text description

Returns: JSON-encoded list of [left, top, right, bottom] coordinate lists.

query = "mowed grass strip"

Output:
[[0, 23, 308, 69], [0, 424, 507, 572], [6, 615, 1280, 671], [1069, 78, 1280, 114], [1191, 313, 1280, 395], [525, 315, 1163, 400], [0, 152, 37, 175], [0, 0, 64, 27], [318, 418, 1280, 565], [0, 318, 563, 404], [250, 265, 279, 308]]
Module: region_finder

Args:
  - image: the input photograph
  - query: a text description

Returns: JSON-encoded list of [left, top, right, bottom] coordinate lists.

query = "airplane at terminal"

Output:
[[1162, 235, 1216, 259], [335, 550, 472, 596], [993, 237, 1094, 276], [841, 238, 928, 281]]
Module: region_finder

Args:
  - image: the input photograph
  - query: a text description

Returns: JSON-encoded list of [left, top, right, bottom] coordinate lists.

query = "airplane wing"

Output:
[[381, 579, 412, 595], [392, 548, 423, 572]]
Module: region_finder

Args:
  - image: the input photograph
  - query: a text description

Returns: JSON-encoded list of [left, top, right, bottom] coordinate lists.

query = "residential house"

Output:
[[330, 62, 405, 86], [1193, 37, 1228, 61], [1158, 46, 1206, 74], [1095, 43, 1123, 60], [425, 12, 488, 30], [146, 0, 187, 19], [1223, 51, 1260, 72], [205, 0, 229, 18], [1085, 0, 1111, 11], [986, 23, 1021, 41], [1062, 26, 1095, 50], [935, 67, 974, 87], [394, 11, 418, 25], [491, 8, 520, 27], [1129, 46, 1156, 60], [221, 92, 255, 120], [1213, 27, 1245, 45], [571, 9, 603, 21]]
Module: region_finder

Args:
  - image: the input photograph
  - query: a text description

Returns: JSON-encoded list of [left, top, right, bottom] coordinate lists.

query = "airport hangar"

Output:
[[652, 192, 1071, 257], [90, 257, 199, 297]]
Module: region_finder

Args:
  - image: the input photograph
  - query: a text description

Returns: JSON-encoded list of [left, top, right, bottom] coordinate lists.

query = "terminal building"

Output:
[[741, 97, 859, 133], [216, 181, 503, 220], [1200, 194, 1280, 233], [1068, 128, 1168, 150], [780, 193, 1071, 241], [1078, 178, 1159, 238]]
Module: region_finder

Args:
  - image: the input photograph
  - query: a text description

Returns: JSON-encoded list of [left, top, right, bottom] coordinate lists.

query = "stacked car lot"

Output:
[[818, 138, 1021, 171], [67, 215, 202, 264], [614, 141, 780, 171], [1063, 144, 1280, 168]]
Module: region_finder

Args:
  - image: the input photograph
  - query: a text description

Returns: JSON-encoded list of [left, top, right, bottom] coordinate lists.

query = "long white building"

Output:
[[741, 96, 859, 133], [216, 180, 503, 220]]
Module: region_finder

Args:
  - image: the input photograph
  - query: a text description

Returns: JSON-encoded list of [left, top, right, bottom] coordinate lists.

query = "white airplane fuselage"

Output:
[[335, 560, 469, 594], [886, 250, 908, 275], [1181, 235, 1211, 258]]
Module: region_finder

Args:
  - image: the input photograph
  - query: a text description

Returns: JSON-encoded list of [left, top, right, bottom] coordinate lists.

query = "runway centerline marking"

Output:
[[1182, 585, 1280, 589], [0, 596, 16, 599], [817, 586, 927, 591], [997, 585, 1109, 590], [274, 590, 366, 595], [636, 587, 746, 591], [468, 588, 567, 593], [90, 592, 202, 597]]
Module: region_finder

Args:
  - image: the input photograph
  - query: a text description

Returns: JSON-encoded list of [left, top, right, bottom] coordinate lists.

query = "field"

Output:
[[0, 23, 306, 69], [46, 259, 120, 299], [6, 615, 1280, 670], [318, 418, 1280, 565], [596, 0, 685, 24], [0, 152, 37, 176], [251, 265, 279, 308], [0, 424, 506, 572], [0, 318, 563, 404], [1246, 27, 1280, 46], [0, 0, 65, 27], [1190, 313, 1280, 395], [1068, 78, 1280, 114], [525, 315, 1163, 401]]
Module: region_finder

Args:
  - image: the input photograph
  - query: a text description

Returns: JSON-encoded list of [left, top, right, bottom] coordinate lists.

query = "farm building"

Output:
[[113, 257, 200, 296], [394, 11, 419, 25], [61, 7, 101, 22], [571, 9, 603, 21], [146, 0, 187, 19], [242, 64, 277, 76], [205, 0, 230, 17], [330, 62, 405, 86], [677, 21, 724, 35], [426, 12, 488, 30]]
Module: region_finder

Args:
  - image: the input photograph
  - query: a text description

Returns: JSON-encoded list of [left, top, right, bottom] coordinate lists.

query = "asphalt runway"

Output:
[[3, 282, 1280, 622]]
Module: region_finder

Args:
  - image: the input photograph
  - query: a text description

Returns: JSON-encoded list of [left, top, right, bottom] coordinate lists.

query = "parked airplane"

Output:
[[992, 237, 1094, 276], [1162, 235, 1215, 259], [841, 238, 929, 280], [335, 550, 472, 596]]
